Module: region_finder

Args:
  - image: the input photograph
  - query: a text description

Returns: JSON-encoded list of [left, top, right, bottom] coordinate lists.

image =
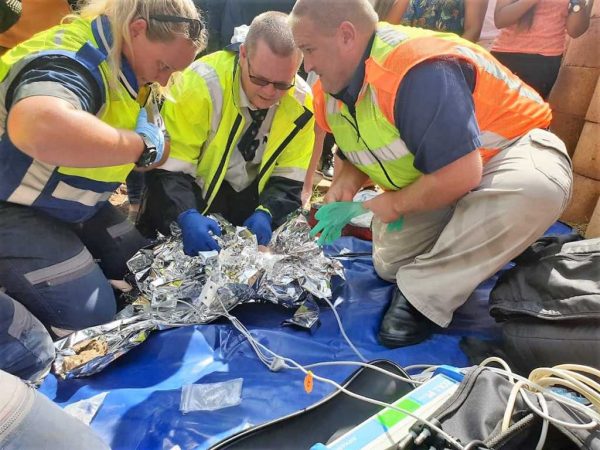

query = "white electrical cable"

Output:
[[404, 364, 439, 374], [180, 289, 410, 386], [237, 331, 465, 450], [189, 295, 467, 450], [300, 360, 421, 385], [530, 367, 600, 409], [554, 364, 600, 385], [478, 356, 515, 383], [488, 366, 600, 419], [292, 364, 466, 450], [501, 380, 527, 431], [319, 295, 368, 362], [484, 366, 600, 432], [176, 295, 599, 450], [518, 386, 598, 430], [531, 393, 549, 450]]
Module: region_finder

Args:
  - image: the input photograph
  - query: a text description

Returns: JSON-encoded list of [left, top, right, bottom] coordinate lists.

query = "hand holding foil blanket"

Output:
[[54, 213, 344, 379]]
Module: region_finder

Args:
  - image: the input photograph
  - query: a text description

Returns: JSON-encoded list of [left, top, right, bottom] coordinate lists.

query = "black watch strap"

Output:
[[136, 133, 159, 167]]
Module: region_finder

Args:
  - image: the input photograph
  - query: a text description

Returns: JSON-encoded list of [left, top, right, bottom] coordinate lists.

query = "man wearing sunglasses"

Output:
[[141, 11, 315, 254]]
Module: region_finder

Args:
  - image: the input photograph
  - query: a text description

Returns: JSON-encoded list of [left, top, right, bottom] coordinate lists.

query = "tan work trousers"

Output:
[[372, 129, 573, 327]]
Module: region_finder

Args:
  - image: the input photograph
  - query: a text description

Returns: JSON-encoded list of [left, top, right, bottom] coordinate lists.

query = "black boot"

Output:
[[319, 151, 334, 180], [319, 136, 335, 180], [378, 288, 433, 348]]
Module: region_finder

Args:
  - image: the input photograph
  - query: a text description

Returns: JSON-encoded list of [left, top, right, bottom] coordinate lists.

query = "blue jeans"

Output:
[[0, 201, 148, 333], [126, 170, 145, 205], [0, 291, 54, 383]]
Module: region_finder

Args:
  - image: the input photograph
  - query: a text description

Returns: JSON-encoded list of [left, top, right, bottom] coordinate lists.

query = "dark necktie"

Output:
[[238, 108, 268, 162]]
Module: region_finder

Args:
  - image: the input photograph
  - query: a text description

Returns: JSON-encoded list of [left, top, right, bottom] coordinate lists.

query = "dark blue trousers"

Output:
[[0, 201, 147, 334], [0, 291, 54, 382]]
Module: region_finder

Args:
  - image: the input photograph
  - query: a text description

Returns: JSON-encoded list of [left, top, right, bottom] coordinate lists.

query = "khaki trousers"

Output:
[[372, 129, 573, 327], [0, 370, 109, 449]]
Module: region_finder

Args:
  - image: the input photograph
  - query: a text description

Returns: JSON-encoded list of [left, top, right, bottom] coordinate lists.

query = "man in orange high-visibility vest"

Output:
[[290, 0, 572, 348]]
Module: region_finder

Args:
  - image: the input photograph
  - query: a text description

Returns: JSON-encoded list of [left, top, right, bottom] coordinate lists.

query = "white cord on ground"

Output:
[[198, 294, 466, 450], [301, 360, 421, 385], [246, 338, 465, 449], [319, 295, 368, 362], [176, 296, 599, 450]]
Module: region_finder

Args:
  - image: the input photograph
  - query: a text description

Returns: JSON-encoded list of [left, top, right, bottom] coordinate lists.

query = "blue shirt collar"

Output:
[[91, 15, 139, 95], [225, 42, 241, 53], [332, 33, 375, 109]]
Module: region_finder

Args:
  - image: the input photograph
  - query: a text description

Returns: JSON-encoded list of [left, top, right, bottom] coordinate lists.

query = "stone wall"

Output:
[[549, 4, 600, 236]]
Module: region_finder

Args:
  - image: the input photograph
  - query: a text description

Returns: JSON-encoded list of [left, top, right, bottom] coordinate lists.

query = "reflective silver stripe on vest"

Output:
[[107, 218, 135, 239], [376, 25, 409, 46], [7, 299, 29, 338], [479, 130, 519, 150], [6, 160, 55, 206], [95, 17, 137, 99], [271, 166, 307, 182], [190, 60, 224, 136], [0, 54, 55, 137], [54, 29, 66, 46], [195, 177, 206, 192], [51, 181, 112, 207], [51, 326, 74, 338], [24, 247, 95, 286], [455, 46, 544, 104], [161, 157, 197, 175], [344, 137, 411, 166], [325, 95, 340, 115], [292, 75, 311, 105]]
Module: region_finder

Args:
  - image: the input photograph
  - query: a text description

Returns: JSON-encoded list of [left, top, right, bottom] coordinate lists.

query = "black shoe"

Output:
[[378, 288, 433, 348], [319, 152, 334, 180]]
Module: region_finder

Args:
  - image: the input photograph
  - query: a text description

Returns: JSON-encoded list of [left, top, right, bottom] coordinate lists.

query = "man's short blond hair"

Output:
[[290, 0, 378, 34], [245, 11, 300, 58]]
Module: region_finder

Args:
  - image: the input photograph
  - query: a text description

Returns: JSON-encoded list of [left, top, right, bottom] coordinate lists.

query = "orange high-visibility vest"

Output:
[[313, 24, 552, 190]]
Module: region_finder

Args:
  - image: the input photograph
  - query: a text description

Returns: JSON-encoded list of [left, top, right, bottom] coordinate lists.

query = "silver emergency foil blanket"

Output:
[[54, 213, 344, 379]]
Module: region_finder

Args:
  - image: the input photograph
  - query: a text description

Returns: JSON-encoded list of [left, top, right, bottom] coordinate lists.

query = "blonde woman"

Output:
[[0, 0, 205, 374]]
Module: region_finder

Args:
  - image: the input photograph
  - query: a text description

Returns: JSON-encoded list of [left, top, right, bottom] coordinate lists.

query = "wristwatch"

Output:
[[569, 0, 587, 13], [135, 133, 159, 167]]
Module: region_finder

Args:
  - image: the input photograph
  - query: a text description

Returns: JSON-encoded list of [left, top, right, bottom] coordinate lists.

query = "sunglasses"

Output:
[[149, 14, 203, 41], [247, 59, 295, 91]]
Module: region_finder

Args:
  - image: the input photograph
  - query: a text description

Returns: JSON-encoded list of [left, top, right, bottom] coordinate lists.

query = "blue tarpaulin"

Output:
[[39, 223, 572, 449]]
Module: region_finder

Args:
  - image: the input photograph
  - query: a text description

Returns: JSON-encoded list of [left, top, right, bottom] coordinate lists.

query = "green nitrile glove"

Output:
[[310, 201, 367, 245], [310, 201, 405, 246], [387, 216, 404, 232]]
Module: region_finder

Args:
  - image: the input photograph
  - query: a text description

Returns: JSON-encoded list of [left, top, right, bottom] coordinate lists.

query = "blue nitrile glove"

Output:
[[177, 209, 222, 255], [135, 108, 165, 162], [244, 210, 273, 246]]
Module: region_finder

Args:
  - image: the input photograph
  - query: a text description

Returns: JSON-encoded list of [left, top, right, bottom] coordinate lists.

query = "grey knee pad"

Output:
[[0, 370, 109, 450]]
